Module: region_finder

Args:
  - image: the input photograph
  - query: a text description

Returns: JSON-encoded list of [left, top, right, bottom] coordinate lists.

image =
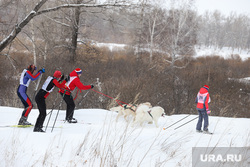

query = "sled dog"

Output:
[[110, 102, 152, 122], [133, 105, 164, 128]]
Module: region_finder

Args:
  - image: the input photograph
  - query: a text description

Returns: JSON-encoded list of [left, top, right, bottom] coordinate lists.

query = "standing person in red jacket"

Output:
[[59, 68, 94, 123], [17, 64, 45, 125], [34, 71, 66, 132], [195, 85, 211, 133]]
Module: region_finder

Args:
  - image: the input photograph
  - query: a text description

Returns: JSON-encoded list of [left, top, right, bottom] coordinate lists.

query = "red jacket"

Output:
[[59, 70, 91, 95], [195, 87, 210, 111]]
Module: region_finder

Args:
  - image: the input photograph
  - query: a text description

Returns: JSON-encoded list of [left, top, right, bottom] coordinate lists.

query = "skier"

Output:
[[195, 85, 211, 133], [17, 64, 45, 125], [34, 71, 66, 132], [59, 68, 94, 123]]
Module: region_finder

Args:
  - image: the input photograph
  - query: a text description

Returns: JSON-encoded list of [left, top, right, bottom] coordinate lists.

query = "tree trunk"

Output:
[[70, 0, 82, 62]]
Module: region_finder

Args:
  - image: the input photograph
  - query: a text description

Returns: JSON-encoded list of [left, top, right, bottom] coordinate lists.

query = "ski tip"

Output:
[[11, 125, 34, 128]]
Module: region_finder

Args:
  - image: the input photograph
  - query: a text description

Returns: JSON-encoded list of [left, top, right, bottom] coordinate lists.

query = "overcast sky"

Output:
[[195, 0, 250, 16]]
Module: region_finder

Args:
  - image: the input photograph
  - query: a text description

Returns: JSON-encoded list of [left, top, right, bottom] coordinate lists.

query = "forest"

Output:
[[0, 0, 250, 118]]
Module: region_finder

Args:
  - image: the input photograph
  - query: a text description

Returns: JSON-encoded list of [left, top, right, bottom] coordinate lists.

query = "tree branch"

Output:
[[35, 3, 131, 16], [0, 0, 132, 53], [0, 0, 48, 52]]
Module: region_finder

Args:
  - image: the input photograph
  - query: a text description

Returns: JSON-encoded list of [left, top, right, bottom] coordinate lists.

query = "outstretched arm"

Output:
[[74, 78, 91, 91], [53, 79, 66, 89], [26, 71, 42, 81]]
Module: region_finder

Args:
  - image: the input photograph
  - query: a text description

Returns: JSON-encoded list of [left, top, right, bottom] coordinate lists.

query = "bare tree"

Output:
[[141, 6, 167, 63], [162, 0, 197, 114], [0, 0, 134, 53], [70, 0, 83, 62]]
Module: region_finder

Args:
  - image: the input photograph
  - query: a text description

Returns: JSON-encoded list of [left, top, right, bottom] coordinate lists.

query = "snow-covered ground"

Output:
[[92, 42, 250, 61], [0, 106, 249, 167], [94, 42, 127, 52], [195, 46, 250, 60]]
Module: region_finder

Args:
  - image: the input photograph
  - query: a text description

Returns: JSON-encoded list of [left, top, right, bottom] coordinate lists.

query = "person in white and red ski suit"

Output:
[[59, 68, 94, 123], [34, 71, 66, 132], [195, 85, 211, 132], [17, 64, 45, 125]]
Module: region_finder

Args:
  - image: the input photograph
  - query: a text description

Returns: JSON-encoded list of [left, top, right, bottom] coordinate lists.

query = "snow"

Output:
[[195, 46, 250, 60], [228, 77, 250, 84], [93, 42, 127, 52], [91, 42, 250, 61], [0, 106, 249, 166]]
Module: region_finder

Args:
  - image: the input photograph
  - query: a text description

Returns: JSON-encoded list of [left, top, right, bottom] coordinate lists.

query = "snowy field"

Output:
[[0, 106, 249, 167], [92, 42, 250, 61], [195, 46, 250, 60]]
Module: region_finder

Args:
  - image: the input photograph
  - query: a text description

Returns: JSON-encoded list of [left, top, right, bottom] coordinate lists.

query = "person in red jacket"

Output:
[[59, 68, 94, 123], [195, 85, 211, 133], [34, 71, 66, 132]]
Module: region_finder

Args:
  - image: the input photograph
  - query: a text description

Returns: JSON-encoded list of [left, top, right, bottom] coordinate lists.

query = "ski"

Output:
[[196, 130, 213, 135], [196, 130, 203, 133], [60, 120, 92, 124], [0, 125, 34, 128], [0, 125, 63, 128], [203, 131, 213, 135]]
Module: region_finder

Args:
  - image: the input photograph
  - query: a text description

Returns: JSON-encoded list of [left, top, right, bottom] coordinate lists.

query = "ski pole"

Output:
[[51, 92, 66, 132], [45, 109, 53, 132], [174, 116, 199, 130], [45, 94, 60, 132], [75, 90, 90, 109], [46, 103, 61, 116], [163, 114, 191, 130], [63, 90, 90, 123], [31, 73, 43, 103]]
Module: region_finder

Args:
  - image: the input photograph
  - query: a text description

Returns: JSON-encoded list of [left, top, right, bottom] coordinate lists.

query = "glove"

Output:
[[59, 74, 64, 82], [207, 110, 211, 114], [65, 75, 70, 82], [91, 84, 94, 89], [39, 68, 45, 73]]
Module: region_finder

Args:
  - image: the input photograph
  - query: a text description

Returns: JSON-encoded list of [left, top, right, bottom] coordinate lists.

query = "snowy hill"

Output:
[[195, 46, 250, 60], [92, 42, 250, 61], [0, 106, 249, 167]]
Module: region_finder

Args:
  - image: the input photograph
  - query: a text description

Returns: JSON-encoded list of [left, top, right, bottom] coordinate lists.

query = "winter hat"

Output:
[[75, 68, 82, 75], [53, 70, 62, 78], [27, 64, 37, 74], [27, 64, 37, 71], [203, 85, 209, 90]]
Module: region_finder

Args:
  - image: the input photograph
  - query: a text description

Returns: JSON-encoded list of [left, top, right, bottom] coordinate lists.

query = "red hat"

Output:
[[53, 70, 62, 78], [75, 68, 82, 74], [203, 85, 209, 90]]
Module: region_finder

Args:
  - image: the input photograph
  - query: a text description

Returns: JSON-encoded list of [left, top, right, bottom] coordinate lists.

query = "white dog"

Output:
[[133, 105, 165, 128], [110, 102, 152, 122], [110, 104, 137, 122]]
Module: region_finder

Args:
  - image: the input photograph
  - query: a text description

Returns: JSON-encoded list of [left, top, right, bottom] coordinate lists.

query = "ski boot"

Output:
[[196, 130, 203, 133], [203, 129, 213, 134], [66, 118, 77, 123], [18, 116, 32, 125], [33, 127, 45, 132]]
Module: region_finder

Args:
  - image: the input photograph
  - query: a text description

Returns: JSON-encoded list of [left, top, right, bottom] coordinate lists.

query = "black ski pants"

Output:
[[35, 89, 47, 128], [60, 93, 75, 120]]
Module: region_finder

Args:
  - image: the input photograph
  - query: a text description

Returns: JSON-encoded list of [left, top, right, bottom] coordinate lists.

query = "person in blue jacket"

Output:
[[17, 64, 45, 125]]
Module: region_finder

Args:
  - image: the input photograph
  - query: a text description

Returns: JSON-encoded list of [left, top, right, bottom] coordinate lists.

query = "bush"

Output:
[[1, 46, 250, 118]]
